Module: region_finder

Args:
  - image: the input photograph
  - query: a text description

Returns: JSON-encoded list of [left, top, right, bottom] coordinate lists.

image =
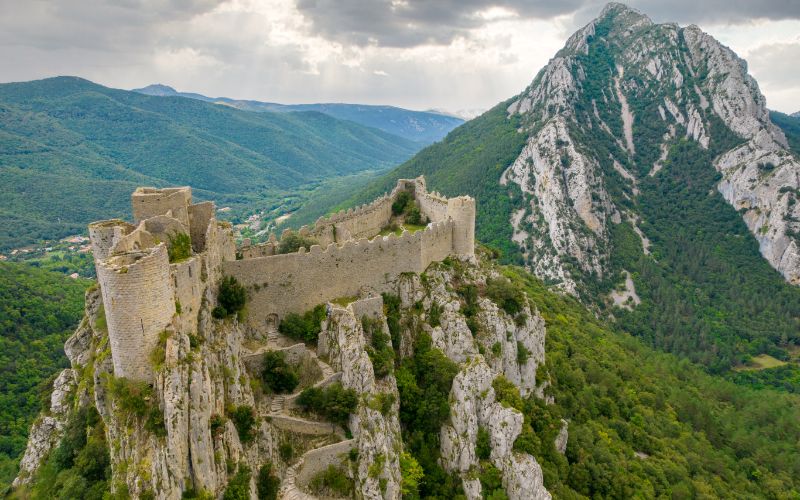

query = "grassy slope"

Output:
[[0, 77, 420, 250], [0, 263, 89, 492]]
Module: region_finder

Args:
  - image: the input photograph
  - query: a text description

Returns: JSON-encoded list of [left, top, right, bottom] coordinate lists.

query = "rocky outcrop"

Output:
[[320, 300, 403, 499], [17, 252, 554, 500], [397, 263, 551, 499], [440, 359, 550, 500], [12, 369, 76, 487], [503, 2, 800, 292]]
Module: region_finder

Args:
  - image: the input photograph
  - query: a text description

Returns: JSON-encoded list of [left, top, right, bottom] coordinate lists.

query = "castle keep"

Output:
[[89, 177, 475, 382]]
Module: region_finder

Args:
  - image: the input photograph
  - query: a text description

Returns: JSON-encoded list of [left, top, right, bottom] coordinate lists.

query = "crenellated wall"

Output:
[[90, 177, 470, 382], [223, 220, 455, 328]]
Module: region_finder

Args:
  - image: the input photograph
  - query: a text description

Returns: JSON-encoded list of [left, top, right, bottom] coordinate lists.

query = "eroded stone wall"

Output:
[[223, 220, 455, 328], [132, 187, 192, 226], [96, 244, 176, 381], [89, 220, 135, 261]]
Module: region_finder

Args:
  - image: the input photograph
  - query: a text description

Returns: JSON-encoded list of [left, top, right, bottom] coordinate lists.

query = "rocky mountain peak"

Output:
[[504, 3, 800, 294]]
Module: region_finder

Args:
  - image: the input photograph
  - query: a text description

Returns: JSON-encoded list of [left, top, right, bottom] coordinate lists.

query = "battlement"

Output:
[[89, 187, 236, 383], [89, 178, 473, 382], [240, 176, 475, 260], [228, 176, 475, 328]]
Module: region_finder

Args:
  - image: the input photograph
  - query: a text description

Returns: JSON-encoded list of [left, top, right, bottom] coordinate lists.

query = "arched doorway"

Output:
[[266, 313, 279, 333]]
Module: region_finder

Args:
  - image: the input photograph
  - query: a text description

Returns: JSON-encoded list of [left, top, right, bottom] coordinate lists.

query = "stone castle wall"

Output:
[[91, 178, 470, 382], [90, 186, 236, 382], [223, 220, 455, 328], [132, 187, 192, 226], [89, 220, 135, 261], [188, 202, 215, 252], [96, 244, 176, 382]]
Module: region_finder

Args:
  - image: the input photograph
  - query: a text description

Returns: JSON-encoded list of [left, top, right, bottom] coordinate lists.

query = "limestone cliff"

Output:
[[503, 2, 800, 293], [14, 251, 556, 499]]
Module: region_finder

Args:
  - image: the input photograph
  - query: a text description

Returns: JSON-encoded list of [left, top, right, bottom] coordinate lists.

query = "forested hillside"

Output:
[[771, 110, 800, 157], [500, 262, 800, 498], [133, 84, 465, 144], [0, 77, 419, 250], [0, 263, 89, 492]]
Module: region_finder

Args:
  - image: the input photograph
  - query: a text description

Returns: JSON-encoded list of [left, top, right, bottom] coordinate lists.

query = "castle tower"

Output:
[[88, 220, 135, 261], [447, 196, 476, 258], [95, 244, 175, 382], [132, 187, 192, 226]]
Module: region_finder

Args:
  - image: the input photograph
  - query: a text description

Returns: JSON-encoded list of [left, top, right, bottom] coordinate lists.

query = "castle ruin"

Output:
[[89, 177, 475, 383]]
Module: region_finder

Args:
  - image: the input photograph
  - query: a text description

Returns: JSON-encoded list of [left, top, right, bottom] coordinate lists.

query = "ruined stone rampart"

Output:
[[188, 201, 214, 252], [90, 178, 470, 382], [223, 220, 455, 328], [132, 187, 192, 226], [89, 220, 135, 261], [90, 186, 236, 383]]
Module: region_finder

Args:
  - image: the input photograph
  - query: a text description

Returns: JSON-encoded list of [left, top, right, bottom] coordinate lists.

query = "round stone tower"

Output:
[[447, 196, 476, 258], [96, 243, 175, 382]]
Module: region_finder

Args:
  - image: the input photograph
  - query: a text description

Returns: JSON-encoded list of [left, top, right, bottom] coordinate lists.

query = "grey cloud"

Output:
[[296, 0, 800, 48], [294, 0, 585, 47], [0, 0, 225, 51], [746, 41, 800, 91]]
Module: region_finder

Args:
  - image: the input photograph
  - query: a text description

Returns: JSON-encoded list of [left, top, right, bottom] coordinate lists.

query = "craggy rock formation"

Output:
[[503, 3, 800, 292], [15, 248, 555, 500], [395, 262, 551, 499]]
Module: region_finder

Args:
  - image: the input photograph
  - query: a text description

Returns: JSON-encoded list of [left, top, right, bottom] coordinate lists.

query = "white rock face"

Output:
[[476, 298, 546, 397], [395, 265, 550, 499], [501, 117, 613, 293], [12, 369, 76, 487], [503, 3, 800, 292], [555, 419, 569, 455], [321, 300, 403, 500], [440, 359, 550, 500]]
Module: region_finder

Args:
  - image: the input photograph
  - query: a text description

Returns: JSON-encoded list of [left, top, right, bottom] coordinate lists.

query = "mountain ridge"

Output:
[[132, 83, 465, 144], [0, 76, 420, 250], [339, 2, 800, 379]]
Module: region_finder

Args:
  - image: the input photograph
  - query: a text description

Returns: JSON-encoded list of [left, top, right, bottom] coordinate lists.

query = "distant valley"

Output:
[[133, 84, 464, 145], [0, 77, 463, 251]]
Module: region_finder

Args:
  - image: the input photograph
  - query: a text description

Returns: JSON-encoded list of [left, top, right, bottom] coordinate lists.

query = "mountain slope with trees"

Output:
[[0, 263, 89, 492], [0, 77, 420, 250], [336, 4, 800, 388], [133, 84, 465, 144]]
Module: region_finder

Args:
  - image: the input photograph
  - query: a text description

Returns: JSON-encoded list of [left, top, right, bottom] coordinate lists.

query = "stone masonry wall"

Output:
[[89, 220, 135, 261], [416, 188, 450, 223], [171, 257, 202, 337], [96, 244, 176, 381], [132, 187, 191, 226], [188, 202, 214, 253], [223, 220, 455, 328]]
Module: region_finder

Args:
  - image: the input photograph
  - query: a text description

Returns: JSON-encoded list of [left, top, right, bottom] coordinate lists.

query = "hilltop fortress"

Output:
[[89, 177, 475, 383]]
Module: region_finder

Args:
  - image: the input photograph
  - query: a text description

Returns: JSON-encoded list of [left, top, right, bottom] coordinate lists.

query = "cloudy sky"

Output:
[[1, 0, 798, 116]]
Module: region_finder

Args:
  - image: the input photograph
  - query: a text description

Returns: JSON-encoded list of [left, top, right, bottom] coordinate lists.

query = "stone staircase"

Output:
[[270, 395, 286, 414], [278, 439, 355, 500], [247, 327, 352, 499]]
